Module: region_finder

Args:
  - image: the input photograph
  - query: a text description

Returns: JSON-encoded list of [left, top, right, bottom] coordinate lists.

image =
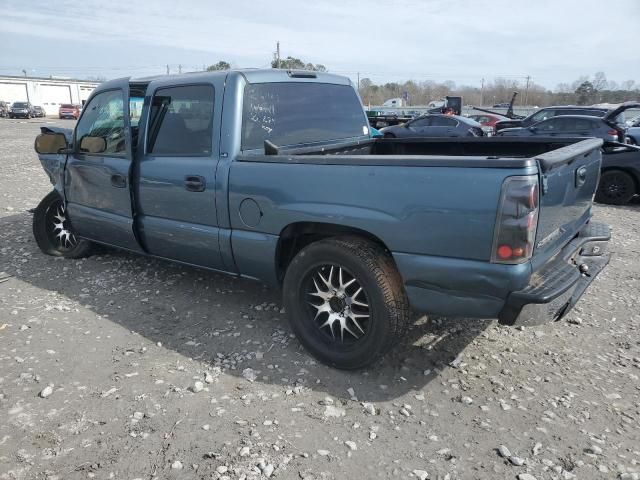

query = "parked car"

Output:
[[0, 101, 9, 118], [626, 126, 640, 144], [32, 69, 610, 369], [494, 103, 638, 133], [32, 105, 46, 118], [59, 104, 81, 119], [380, 114, 484, 138], [497, 115, 626, 142], [468, 113, 508, 135], [9, 101, 34, 119], [493, 102, 511, 108], [595, 143, 640, 205]]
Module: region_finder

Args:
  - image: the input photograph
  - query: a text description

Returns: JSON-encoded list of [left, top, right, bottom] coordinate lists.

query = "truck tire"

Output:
[[595, 170, 636, 205], [283, 236, 410, 369], [33, 191, 94, 258]]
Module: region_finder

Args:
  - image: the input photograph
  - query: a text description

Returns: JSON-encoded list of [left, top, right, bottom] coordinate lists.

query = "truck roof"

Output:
[[127, 68, 352, 86]]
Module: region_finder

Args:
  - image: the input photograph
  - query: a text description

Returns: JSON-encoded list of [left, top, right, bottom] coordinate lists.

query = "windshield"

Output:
[[13, 102, 28, 108], [241, 82, 368, 150]]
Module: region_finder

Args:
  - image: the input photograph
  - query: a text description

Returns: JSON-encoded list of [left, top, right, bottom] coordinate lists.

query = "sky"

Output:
[[1, 0, 639, 90]]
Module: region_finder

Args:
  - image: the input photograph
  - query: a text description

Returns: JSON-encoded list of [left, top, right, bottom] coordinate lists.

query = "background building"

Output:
[[0, 75, 100, 115]]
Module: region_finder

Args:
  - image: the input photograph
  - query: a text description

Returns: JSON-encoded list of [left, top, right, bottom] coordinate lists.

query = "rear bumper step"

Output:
[[499, 222, 611, 326]]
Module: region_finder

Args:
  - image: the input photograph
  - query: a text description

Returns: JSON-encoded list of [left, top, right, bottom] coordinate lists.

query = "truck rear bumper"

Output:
[[393, 221, 611, 324], [498, 222, 611, 326]]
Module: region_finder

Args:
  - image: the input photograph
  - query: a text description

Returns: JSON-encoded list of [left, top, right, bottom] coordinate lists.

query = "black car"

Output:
[[9, 101, 34, 119], [494, 103, 639, 133], [595, 143, 640, 205], [0, 101, 9, 118], [497, 115, 625, 142], [32, 105, 46, 118], [380, 114, 484, 138]]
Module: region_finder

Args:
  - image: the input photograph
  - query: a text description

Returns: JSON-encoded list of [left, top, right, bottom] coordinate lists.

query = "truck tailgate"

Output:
[[533, 138, 603, 259]]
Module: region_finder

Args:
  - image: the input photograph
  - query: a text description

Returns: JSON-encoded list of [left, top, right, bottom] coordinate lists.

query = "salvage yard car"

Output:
[[494, 103, 639, 134], [32, 69, 611, 369], [58, 103, 81, 119], [496, 115, 626, 142], [595, 142, 640, 205], [9, 101, 34, 118], [380, 114, 484, 138]]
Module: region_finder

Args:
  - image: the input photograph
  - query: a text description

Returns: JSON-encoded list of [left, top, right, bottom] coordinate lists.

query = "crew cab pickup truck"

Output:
[[33, 69, 611, 369]]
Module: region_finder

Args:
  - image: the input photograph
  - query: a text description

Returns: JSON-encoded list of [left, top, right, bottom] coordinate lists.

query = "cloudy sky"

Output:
[[1, 0, 639, 89]]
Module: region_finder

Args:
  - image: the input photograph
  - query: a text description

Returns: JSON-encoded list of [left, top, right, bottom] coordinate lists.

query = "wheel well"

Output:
[[275, 222, 390, 282], [601, 167, 640, 193]]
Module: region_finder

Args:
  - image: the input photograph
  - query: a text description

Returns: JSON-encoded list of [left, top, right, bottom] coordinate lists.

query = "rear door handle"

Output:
[[185, 175, 206, 192], [111, 174, 126, 188]]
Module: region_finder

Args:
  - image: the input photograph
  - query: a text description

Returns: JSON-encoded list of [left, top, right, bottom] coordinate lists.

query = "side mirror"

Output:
[[79, 136, 107, 154], [34, 132, 68, 154]]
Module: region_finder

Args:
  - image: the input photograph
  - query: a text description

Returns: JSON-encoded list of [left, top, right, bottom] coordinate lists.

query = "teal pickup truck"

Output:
[[32, 69, 610, 369]]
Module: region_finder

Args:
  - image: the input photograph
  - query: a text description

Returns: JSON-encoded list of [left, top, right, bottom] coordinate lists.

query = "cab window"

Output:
[[147, 85, 214, 156]]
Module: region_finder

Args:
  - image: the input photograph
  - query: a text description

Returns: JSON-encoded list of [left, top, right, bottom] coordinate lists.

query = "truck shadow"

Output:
[[1, 212, 489, 402]]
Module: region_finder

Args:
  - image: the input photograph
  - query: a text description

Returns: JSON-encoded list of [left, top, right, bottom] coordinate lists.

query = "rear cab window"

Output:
[[147, 85, 214, 156], [241, 82, 368, 151]]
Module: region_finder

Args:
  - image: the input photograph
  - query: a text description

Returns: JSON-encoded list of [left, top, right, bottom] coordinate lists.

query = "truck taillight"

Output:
[[491, 176, 539, 264]]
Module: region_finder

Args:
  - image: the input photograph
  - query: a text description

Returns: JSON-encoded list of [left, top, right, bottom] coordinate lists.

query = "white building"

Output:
[[0, 75, 100, 115]]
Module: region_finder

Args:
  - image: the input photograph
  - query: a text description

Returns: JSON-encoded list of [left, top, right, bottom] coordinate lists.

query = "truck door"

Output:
[[134, 80, 226, 271], [65, 78, 141, 251]]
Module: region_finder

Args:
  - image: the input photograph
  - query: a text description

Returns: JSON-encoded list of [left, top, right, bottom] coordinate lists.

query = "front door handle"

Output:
[[185, 175, 206, 192], [111, 174, 126, 188]]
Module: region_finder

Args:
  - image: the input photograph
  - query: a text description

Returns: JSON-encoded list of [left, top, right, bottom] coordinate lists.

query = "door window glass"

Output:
[[147, 85, 214, 155], [531, 109, 555, 123], [409, 118, 429, 127], [535, 118, 560, 131], [75, 90, 125, 156], [430, 116, 458, 127]]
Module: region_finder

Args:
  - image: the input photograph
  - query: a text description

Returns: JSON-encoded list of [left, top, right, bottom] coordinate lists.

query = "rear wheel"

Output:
[[33, 191, 94, 258], [283, 237, 410, 369], [595, 170, 636, 205]]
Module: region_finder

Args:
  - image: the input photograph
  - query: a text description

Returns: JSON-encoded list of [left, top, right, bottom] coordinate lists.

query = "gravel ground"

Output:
[[1, 118, 639, 480]]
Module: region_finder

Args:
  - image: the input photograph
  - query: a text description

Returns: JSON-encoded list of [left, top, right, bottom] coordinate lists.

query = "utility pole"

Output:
[[276, 41, 281, 68], [524, 75, 531, 106], [357, 72, 360, 91], [178, 64, 182, 74], [480, 77, 485, 106], [166, 64, 169, 75]]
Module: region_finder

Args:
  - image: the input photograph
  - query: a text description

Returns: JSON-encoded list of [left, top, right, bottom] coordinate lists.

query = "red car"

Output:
[[469, 113, 508, 135], [59, 104, 81, 120]]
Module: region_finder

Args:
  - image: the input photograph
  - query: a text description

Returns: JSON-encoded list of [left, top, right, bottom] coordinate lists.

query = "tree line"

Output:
[[206, 60, 638, 107]]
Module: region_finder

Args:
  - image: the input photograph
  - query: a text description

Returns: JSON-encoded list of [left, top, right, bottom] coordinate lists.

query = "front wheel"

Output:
[[595, 170, 636, 205], [283, 237, 410, 369], [33, 191, 94, 258]]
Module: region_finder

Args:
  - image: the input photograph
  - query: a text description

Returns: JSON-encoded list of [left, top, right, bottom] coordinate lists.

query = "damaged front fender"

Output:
[[35, 126, 73, 195]]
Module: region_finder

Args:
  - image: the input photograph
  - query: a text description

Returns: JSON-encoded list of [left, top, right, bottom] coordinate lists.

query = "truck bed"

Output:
[[229, 137, 602, 314], [250, 137, 598, 171]]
